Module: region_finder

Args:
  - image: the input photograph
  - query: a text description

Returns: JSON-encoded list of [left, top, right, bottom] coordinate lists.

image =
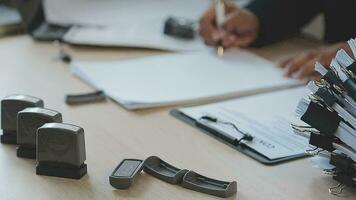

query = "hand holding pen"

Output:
[[199, 1, 260, 50]]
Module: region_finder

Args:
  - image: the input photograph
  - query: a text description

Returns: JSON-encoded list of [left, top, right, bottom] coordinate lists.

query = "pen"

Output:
[[215, 0, 225, 57]]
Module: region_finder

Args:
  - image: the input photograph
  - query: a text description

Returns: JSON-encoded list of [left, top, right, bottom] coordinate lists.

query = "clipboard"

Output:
[[171, 109, 308, 165]]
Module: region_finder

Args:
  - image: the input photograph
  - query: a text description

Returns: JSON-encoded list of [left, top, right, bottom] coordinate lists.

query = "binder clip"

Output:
[[164, 17, 195, 39], [330, 60, 356, 100], [321, 69, 344, 90], [330, 153, 355, 175], [308, 133, 335, 152], [182, 171, 237, 198], [329, 183, 347, 196], [143, 156, 188, 184], [314, 85, 341, 108], [315, 63, 346, 95], [333, 173, 356, 188], [329, 153, 356, 194], [65, 90, 106, 105], [17, 107, 62, 159], [110, 159, 145, 189], [36, 123, 87, 179], [300, 96, 340, 135], [1, 95, 44, 144]]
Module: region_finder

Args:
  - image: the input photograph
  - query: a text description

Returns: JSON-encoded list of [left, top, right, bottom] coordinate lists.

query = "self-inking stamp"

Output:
[[36, 123, 87, 179], [1, 95, 44, 144], [17, 108, 62, 159]]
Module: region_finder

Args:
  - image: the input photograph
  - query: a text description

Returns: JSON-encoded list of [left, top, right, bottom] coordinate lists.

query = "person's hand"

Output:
[[199, 4, 260, 48], [278, 42, 353, 80]]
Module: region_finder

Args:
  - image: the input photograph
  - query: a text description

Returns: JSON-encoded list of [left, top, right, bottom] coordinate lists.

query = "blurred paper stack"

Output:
[[294, 38, 356, 193]]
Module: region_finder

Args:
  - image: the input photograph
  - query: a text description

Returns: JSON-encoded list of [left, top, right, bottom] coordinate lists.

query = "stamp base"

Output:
[[16, 146, 36, 159], [36, 163, 87, 179], [0, 131, 17, 144]]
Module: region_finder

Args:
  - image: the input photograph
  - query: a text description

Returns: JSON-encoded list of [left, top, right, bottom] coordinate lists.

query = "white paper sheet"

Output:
[[71, 49, 301, 109], [43, 0, 212, 26], [63, 20, 206, 51], [179, 87, 309, 160]]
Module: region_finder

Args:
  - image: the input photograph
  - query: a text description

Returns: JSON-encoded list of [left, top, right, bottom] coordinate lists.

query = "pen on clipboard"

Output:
[[215, 0, 225, 57]]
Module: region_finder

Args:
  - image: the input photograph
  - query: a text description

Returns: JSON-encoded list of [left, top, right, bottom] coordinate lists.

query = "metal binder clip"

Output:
[[315, 79, 331, 88], [323, 168, 338, 176], [329, 183, 346, 196], [309, 94, 334, 112], [291, 123, 318, 133], [305, 146, 324, 156], [290, 123, 320, 139], [200, 115, 253, 144], [308, 133, 335, 152], [343, 67, 356, 80]]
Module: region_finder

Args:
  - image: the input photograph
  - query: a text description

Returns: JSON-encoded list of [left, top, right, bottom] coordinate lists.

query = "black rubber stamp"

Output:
[[1, 95, 44, 144], [17, 107, 62, 159], [36, 123, 87, 179]]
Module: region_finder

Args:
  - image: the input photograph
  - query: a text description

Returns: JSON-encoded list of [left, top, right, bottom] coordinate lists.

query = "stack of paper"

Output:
[[71, 49, 301, 109], [43, 0, 212, 51], [294, 38, 356, 188], [63, 22, 206, 52]]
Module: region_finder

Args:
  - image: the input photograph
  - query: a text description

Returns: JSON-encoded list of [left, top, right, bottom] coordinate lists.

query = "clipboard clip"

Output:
[[200, 115, 254, 144], [329, 183, 346, 196]]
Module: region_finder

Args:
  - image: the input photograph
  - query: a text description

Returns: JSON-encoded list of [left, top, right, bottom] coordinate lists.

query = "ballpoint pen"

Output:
[[215, 0, 225, 57]]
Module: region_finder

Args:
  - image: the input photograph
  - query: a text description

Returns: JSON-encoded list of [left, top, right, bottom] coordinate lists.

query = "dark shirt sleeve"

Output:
[[245, 0, 323, 47], [245, 0, 356, 47], [323, 0, 356, 43]]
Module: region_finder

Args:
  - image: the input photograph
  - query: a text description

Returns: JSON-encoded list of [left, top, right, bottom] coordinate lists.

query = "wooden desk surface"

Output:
[[0, 36, 355, 200]]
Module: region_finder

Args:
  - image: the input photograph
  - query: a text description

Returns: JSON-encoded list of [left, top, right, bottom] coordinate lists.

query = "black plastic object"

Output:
[[330, 154, 356, 187], [164, 17, 195, 39], [314, 87, 340, 107], [143, 156, 188, 184], [301, 102, 340, 134], [36, 123, 87, 179], [309, 133, 335, 152], [1, 95, 44, 144], [323, 71, 343, 89], [65, 90, 106, 105], [110, 159, 144, 189], [60, 50, 72, 63], [182, 171, 237, 198], [17, 107, 62, 159]]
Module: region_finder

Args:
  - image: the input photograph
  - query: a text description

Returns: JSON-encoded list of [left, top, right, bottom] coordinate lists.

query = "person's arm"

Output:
[[278, 0, 356, 80], [246, 0, 322, 47]]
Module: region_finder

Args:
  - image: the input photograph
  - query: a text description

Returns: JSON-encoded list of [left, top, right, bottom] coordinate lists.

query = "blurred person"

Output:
[[199, 0, 356, 80]]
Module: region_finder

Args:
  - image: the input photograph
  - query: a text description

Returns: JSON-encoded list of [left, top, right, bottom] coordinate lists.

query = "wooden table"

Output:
[[0, 36, 354, 200]]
